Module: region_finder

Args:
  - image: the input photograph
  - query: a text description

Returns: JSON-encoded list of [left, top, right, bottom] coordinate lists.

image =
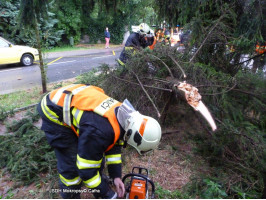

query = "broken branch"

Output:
[[131, 71, 161, 118]]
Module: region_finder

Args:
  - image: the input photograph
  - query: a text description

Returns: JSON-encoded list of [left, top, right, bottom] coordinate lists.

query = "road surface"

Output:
[[0, 48, 122, 95]]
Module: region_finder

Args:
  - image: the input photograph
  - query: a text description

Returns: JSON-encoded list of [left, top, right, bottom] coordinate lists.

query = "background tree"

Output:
[[51, 0, 155, 44], [18, 0, 49, 93], [0, 0, 63, 47], [0, 0, 20, 38]]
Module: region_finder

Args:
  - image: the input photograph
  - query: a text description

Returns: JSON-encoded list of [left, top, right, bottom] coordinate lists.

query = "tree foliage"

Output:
[[18, 0, 50, 93], [0, 0, 19, 38], [153, 0, 265, 75], [0, 0, 265, 198], [76, 44, 266, 198], [0, 110, 56, 184], [0, 0, 64, 47], [77, 0, 155, 44]]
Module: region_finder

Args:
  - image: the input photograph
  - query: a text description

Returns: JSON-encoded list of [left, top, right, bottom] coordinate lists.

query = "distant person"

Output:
[[104, 27, 110, 48], [173, 25, 179, 34], [163, 27, 171, 45], [252, 41, 266, 73], [171, 25, 181, 46]]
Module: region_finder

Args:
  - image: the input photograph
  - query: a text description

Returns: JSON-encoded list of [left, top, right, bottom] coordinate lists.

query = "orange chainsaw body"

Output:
[[122, 167, 155, 199], [129, 178, 147, 199]]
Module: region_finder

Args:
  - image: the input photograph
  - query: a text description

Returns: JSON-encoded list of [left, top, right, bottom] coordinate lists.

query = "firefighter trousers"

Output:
[[45, 128, 82, 198]]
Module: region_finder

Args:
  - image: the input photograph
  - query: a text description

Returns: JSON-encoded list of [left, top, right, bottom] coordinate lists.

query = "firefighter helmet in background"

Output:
[[139, 23, 151, 35], [117, 99, 162, 155], [146, 29, 155, 38]]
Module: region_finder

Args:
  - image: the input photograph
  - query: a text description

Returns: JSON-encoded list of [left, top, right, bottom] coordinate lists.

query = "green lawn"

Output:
[[44, 44, 122, 53], [0, 88, 42, 111], [0, 80, 76, 112]]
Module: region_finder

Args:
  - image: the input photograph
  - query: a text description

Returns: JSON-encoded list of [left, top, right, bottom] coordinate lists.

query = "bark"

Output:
[[34, 16, 47, 93]]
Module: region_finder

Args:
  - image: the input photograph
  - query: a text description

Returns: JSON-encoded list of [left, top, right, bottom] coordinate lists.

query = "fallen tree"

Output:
[[77, 43, 266, 198], [0, 43, 265, 198]]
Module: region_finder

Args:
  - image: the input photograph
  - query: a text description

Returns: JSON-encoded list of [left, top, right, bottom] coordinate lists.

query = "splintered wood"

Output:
[[175, 81, 217, 131], [175, 82, 201, 109]]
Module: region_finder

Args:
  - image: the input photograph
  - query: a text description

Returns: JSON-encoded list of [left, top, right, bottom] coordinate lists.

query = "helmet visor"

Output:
[[117, 99, 136, 130]]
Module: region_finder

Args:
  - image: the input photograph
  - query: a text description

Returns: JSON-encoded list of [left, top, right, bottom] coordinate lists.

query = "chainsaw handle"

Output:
[[122, 173, 155, 199], [132, 167, 149, 176]]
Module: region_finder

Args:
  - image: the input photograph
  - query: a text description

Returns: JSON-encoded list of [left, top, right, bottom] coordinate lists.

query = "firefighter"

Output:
[[148, 35, 157, 50], [163, 27, 171, 45], [253, 42, 266, 73], [256, 42, 266, 55], [155, 28, 164, 42], [37, 84, 162, 199], [117, 23, 154, 66]]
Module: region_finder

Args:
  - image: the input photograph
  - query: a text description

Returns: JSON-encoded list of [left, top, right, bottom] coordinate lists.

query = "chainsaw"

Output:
[[122, 167, 155, 199]]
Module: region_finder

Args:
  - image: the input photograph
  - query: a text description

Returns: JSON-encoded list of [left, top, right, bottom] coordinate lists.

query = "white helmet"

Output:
[[117, 99, 162, 155], [146, 29, 155, 37], [139, 23, 151, 35]]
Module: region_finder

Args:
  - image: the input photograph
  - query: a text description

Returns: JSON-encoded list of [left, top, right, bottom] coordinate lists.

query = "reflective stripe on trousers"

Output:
[[83, 171, 101, 188], [117, 58, 125, 66], [76, 155, 102, 169], [59, 174, 82, 186]]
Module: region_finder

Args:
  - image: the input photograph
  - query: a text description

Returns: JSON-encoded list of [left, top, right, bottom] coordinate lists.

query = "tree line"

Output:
[[0, 0, 156, 47]]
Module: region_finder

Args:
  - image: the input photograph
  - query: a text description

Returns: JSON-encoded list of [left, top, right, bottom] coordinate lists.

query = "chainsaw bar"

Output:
[[175, 81, 217, 131]]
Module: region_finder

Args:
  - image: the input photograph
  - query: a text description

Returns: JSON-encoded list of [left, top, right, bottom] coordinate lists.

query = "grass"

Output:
[[44, 45, 88, 53], [44, 44, 122, 53], [0, 79, 76, 112], [0, 88, 42, 111]]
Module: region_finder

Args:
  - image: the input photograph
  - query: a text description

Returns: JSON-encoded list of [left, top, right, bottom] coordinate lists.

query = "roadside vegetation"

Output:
[[0, 88, 41, 112], [77, 45, 266, 198], [0, 80, 76, 121], [0, 0, 265, 199], [44, 44, 122, 53], [1, 44, 265, 198]]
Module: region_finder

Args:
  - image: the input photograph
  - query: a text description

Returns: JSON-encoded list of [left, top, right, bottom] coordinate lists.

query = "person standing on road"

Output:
[[105, 27, 110, 48], [37, 83, 162, 199]]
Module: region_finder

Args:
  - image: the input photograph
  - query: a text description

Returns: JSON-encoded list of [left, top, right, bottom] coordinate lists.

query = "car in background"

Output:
[[0, 37, 39, 66]]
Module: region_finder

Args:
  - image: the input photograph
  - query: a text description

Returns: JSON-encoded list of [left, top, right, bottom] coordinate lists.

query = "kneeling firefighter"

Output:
[[117, 23, 154, 66], [37, 84, 162, 199]]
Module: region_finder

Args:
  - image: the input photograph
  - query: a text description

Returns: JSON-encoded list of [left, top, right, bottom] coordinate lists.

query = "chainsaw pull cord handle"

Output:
[[122, 173, 155, 199]]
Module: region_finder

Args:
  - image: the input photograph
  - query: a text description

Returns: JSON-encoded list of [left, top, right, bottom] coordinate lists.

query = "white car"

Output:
[[0, 37, 39, 66]]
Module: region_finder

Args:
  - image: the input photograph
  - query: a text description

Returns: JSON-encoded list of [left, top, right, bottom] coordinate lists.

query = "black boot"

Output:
[[59, 180, 82, 199]]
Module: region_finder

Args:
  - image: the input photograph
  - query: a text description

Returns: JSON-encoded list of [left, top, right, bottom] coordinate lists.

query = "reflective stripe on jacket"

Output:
[[43, 84, 122, 151]]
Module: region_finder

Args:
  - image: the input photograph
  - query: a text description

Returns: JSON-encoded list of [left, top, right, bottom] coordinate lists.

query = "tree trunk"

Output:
[[34, 16, 47, 93]]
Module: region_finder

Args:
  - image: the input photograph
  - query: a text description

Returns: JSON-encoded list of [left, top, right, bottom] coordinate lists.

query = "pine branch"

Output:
[[111, 74, 172, 92], [131, 71, 161, 118], [149, 54, 174, 78], [190, 15, 224, 63], [168, 55, 187, 79], [233, 52, 266, 66]]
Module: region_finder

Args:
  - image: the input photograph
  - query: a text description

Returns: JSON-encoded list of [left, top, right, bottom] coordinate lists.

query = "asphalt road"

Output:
[[0, 47, 122, 95]]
